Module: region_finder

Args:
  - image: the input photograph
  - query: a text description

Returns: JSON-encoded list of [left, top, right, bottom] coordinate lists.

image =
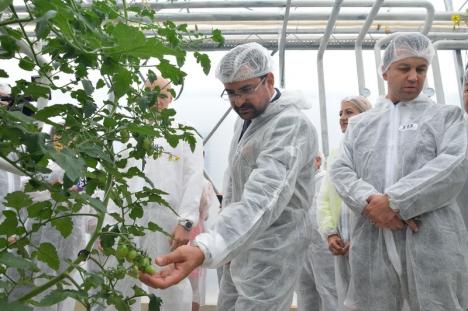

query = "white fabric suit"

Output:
[[330, 94, 468, 311], [457, 116, 468, 230], [109, 129, 204, 311], [195, 90, 319, 311], [296, 169, 338, 311]]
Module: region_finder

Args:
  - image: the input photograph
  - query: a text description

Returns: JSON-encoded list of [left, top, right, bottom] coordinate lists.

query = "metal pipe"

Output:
[[317, 0, 343, 157], [279, 0, 292, 89], [431, 40, 468, 106], [0, 158, 25, 176], [355, 0, 384, 97], [146, 0, 435, 10], [203, 107, 233, 145], [149, 12, 450, 23], [454, 49, 464, 106]]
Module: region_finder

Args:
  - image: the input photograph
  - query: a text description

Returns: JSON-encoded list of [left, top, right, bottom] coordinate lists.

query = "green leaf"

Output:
[[0, 0, 13, 13], [0, 35, 18, 59], [27, 201, 52, 219], [83, 194, 105, 213], [0, 211, 18, 235], [36, 242, 60, 271], [129, 205, 143, 220], [24, 83, 50, 99], [96, 79, 105, 89], [0, 251, 36, 270], [36, 289, 72, 306], [194, 52, 211, 75], [148, 294, 162, 311], [4, 191, 33, 210], [35, 10, 56, 39], [34, 104, 70, 121], [147, 221, 163, 232], [18, 57, 35, 71], [107, 293, 130, 311], [100, 225, 119, 249], [0, 69, 8, 77], [112, 67, 132, 99], [157, 59, 186, 85], [0, 299, 32, 311], [79, 143, 112, 163], [164, 132, 179, 148], [127, 124, 158, 136], [82, 79, 94, 96], [51, 217, 73, 238], [47, 148, 86, 182], [212, 29, 225, 46]]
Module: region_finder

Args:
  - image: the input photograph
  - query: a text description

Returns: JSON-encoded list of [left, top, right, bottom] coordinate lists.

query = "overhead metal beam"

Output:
[[278, 0, 292, 89], [355, 0, 384, 97], [432, 40, 468, 106], [317, 0, 343, 157], [152, 12, 452, 23]]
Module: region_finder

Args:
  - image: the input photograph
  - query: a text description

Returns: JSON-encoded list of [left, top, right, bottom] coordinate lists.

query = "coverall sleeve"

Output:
[[195, 115, 317, 267], [329, 125, 379, 214], [316, 173, 338, 240], [176, 135, 204, 225], [385, 106, 468, 220]]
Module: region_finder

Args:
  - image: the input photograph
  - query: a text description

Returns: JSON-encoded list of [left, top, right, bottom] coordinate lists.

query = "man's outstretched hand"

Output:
[[139, 245, 205, 289]]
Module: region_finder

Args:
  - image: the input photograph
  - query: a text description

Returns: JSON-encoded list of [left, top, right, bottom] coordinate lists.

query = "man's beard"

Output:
[[234, 102, 267, 120]]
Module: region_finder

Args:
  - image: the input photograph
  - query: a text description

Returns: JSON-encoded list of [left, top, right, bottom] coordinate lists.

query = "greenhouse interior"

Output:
[[1, 0, 468, 310]]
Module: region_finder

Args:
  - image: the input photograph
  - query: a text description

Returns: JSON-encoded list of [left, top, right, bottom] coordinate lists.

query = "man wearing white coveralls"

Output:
[[140, 42, 319, 311], [330, 32, 468, 310]]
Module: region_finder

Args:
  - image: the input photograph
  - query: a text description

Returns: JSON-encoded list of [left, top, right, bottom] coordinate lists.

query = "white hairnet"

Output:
[[341, 95, 373, 113], [215, 42, 274, 83], [381, 32, 435, 75]]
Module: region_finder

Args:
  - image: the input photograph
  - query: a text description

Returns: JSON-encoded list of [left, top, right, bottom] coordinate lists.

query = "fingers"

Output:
[[155, 250, 183, 266], [139, 271, 182, 289], [377, 216, 405, 230], [405, 219, 419, 233], [328, 238, 347, 256], [343, 243, 350, 255]]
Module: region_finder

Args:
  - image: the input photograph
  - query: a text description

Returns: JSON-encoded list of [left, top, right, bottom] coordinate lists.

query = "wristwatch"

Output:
[[178, 219, 193, 231]]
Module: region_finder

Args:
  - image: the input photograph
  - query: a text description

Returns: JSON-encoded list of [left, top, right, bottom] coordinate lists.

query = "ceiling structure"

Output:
[[138, 0, 467, 156], [5, 0, 468, 161]]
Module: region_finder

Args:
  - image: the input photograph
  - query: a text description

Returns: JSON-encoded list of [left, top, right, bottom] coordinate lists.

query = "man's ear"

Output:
[[266, 72, 275, 88], [382, 68, 388, 81]]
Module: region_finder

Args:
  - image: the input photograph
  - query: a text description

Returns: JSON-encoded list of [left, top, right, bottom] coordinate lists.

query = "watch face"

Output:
[[185, 221, 192, 229]]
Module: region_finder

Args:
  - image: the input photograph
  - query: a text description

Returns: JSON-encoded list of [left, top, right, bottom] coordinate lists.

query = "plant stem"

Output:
[[16, 174, 113, 303], [0, 17, 32, 27]]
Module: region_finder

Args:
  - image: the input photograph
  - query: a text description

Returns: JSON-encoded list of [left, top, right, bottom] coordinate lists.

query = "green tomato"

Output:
[[128, 265, 139, 278], [138, 257, 151, 270], [114, 266, 126, 279], [142, 137, 153, 152], [144, 265, 156, 275], [126, 250, 138, 262], [120, 129, 129, 143], [116, 245, 129, 260]]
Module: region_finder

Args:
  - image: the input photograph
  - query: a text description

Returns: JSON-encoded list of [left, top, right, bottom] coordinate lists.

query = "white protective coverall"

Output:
[[109, 132, 204, 311], [457, 116, 468, 229], [296, 169, 338, 311], [330, 94, 468, 311], [24, 162, 86, 311], [194, 90, 318, 311]]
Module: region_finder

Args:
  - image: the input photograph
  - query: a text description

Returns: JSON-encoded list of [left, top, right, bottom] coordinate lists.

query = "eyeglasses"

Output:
[[220, 76, 266, 101]]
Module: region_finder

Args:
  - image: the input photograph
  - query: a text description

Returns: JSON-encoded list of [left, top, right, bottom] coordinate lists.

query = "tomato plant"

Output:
[[0, 1, 222, 310]]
